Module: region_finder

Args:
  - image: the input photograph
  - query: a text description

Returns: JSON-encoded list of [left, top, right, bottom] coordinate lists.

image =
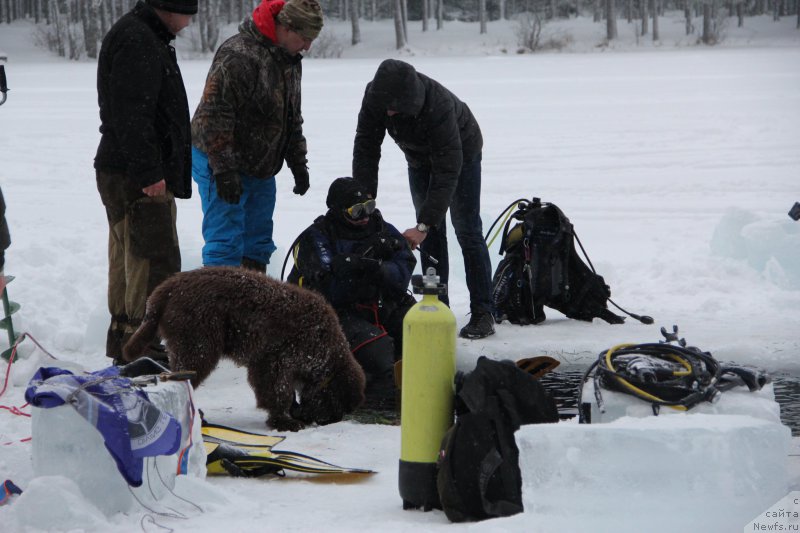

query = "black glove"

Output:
[[215, 171, 241, 204], [292, 166, 310, 196], [332, 253, 382, 278], [363, 232, 402, 261], [331, 253, 366, 277]]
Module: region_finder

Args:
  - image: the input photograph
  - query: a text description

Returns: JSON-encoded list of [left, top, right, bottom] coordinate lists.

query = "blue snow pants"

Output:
[[192, 147, 277, 267]]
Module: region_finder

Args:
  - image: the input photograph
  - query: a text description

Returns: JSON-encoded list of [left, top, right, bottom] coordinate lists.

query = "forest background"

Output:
[[1, 0, 799, 63]]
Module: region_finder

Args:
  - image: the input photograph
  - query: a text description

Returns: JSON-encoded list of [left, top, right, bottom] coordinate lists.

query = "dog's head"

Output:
[[291, 356, 366, 426]]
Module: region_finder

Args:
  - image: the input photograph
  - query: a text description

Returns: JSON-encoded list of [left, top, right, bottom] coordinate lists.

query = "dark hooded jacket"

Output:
[[94, 1, 192, 198], [190, 15, 308, 179], [352, 59, 483, 227]]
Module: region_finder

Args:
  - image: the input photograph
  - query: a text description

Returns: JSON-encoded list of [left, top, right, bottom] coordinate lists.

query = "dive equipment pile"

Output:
[[579, 326, 771, 422]]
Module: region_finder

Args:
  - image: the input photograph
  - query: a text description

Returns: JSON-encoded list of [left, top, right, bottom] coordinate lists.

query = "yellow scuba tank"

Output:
[[399, 267, 456, 511]]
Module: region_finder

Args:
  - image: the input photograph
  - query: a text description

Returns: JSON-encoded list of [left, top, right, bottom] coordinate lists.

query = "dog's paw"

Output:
[[268, 415, 306, 432]]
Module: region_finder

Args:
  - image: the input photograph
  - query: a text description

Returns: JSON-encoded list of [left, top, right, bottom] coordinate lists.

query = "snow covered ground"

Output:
[[0, 13, 798, 532]]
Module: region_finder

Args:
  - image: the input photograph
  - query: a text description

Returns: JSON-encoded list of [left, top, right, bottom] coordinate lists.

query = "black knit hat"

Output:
[[146, 0, 198, 15], [326, 177, 371, 210]]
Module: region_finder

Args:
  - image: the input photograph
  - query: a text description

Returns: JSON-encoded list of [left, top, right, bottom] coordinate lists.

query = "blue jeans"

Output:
[[192, 147, 277, 266], [408, 154, 493, 315]]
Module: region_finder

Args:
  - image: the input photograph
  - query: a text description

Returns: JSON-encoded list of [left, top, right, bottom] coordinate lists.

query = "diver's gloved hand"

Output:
[[332, 253, 368, 277], [291, 166, 310, 196], [215, 171, 242, 204], [363, 232, 401, 261]]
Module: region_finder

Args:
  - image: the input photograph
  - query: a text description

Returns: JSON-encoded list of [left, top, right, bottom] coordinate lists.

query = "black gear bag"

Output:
[[436, 357, 559, 523], [489, 197, 652, 326]]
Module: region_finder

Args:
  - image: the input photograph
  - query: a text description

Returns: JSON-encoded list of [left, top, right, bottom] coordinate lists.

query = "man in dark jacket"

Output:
[[352, 59, 495, 339], [94, 0, 196, 363], [191, 0, 322, 273], [288, 177, 417, 409]]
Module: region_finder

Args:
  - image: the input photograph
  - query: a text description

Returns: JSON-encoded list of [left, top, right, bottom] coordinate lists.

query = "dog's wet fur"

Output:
[[123, 267, 365, 431]]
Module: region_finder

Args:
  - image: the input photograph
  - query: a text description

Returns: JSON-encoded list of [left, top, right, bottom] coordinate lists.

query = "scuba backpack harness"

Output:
[[485, 197, 653, 326]]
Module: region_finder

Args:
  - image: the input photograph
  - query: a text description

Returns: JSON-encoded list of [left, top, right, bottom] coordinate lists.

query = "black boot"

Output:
[[459, 311, 496, 340], [106, 313, 128, 362], [241, 257, 267, 273]]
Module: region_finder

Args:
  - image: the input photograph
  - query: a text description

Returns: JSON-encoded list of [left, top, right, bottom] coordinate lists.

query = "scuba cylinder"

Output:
[[399, 268, 456, 511]]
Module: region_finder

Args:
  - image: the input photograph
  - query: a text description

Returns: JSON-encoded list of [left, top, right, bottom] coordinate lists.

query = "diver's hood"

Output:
[[369, 59, 426, 116]]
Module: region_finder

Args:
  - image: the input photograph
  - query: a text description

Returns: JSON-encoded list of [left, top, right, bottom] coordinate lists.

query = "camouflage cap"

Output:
[[277, 0, 324, 41]]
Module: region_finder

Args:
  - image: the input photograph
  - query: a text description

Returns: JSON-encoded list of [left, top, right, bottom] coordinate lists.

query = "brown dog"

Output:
[[123, 267, 365, 431]]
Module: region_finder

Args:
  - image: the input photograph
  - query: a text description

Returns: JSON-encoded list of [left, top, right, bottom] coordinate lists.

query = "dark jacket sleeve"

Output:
[[374, 224, 416, 298], [284, 63, 308, 172], [352, 84, 386, 198], [108, 30, 166, 188], [417, 91, 463, 227]]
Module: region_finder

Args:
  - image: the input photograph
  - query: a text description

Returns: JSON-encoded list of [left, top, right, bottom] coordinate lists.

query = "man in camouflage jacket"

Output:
[[191, 0, 323, 272]]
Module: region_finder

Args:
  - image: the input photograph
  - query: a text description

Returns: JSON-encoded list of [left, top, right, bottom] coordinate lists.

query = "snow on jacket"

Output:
[[190, 13, 308, 179], [288, 211, 416, 309], [94, 1, 192, 198], [352, 59, 483, 227]]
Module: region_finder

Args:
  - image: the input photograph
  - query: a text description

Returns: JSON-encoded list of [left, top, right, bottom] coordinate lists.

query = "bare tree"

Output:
[[702, 1, 712, 43], [65, 0, 81, 59], [81, 0, 99, 58], [606, 0, 617, 39], [436, 0, 443, 29], [401, 0, 408, 41], [197, 0, 221, 53], [422, 0, 428, 30], [641, 0, 649, 35], [479, 0, 487, 33], [350, 0, 360, 44], [48, 0, 66, 57], [685, 0, 693, 34], [515, 11, 542, 50], [393, 0, 405, 48], [651, 0, 659, 39]]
